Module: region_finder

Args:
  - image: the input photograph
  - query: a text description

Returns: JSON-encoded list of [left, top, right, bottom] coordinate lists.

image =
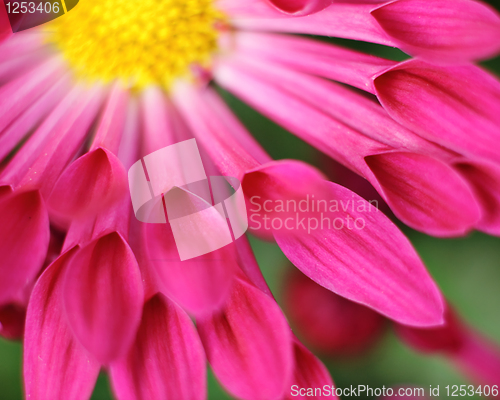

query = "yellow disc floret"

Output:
[[45, 0, 225, 90]]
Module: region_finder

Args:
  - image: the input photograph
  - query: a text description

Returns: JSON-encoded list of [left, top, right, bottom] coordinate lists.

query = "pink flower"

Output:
[[0, 0, 498, 398]]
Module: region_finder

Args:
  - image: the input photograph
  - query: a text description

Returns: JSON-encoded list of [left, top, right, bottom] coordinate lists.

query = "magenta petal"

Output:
[[275, 182, 444, 327], [455, 160, 500, 235], [24, 249, 100, 399], [266, 0, 332, 16], [62, 232, 144, 363], [286, 340, 336, 399], [49, 148, 128, 219], [144, 207, 236, 316], [197, 278, 293, 400], [110, 294, 206, 400], [365, 152, 480, 237], [0, 190, 49, 304], [371, 0, 500, 63], [373, 60, 500, 164]]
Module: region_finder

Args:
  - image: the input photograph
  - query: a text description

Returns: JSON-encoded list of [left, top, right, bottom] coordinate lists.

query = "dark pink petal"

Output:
[[396, 307, 500, 386], [373, 60, 500, 164], [0, 1, 11, 42], [371, 0, 500, 63], [110, 294, 206, 400], [197, 278, 293, 400], [24, 249, 100, 399], [283, 268, 385, 355], [455, 160, 500, 235], [0, 303, 25, 340], [0, 190, 49, 304], [365, 152, 479, 237], [286, 340, 336, 399], [62, 232, 144, 363], [275, 182, 444, 327], [265, 0, 332, 16], [48, 148, 128, 219]]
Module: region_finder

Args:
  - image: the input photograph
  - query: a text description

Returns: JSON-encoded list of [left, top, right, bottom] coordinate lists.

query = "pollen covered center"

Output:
[[46, 0, 224, 89]]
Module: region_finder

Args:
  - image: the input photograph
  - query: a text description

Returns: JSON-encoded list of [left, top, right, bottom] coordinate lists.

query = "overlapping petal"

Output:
[[197, 278, 293, 400], [24, 248, 100, 400], [110, 294, 206, 400], [371, 0, 500, 63], [62, 232, 144, 363], [0, 189, 49, 304]]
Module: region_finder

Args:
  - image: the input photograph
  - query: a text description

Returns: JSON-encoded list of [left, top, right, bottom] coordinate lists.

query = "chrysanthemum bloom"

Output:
[[0, 0, 499, 398]]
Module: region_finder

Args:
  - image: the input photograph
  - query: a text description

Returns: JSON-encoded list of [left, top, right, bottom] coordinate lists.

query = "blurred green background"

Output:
[[1, 0, 500, 398]]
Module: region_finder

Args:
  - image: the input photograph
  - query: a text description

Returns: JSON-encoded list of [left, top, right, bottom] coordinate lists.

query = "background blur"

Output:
[[1, 1, 499, 399]]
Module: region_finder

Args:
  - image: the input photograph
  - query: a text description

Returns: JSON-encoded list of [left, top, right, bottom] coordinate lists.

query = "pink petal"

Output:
[[0, 58, 62, 133], [0, 189, 49, 304], [143, 206, 236, 316], [1, 85, 104, 195], [0, 75, 70, 162], [274, 181, 444, 327], [373, 59, 500, 164], [48, 148, 128, 219], [365, 152, 479, 237], [197, 278, 293, 400], [371, 0, 500, 63], [62, 232, 144, 363], [232, 2, 394, 46], [455, 160, 500, 235], [265, 0, 332, 16], [229, 32, 396, 92], [110, 294, 206, 400], [24, 249, 100, 400], [286, 340, 337, 399], [172, 82, 267, 180]]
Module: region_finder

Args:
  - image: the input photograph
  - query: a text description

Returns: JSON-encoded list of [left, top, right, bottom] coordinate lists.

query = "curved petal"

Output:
[[24, 249, 100, 400], [455, 160, 500, 235], [365, 152, 480, 237], [110, 294, 206, 400], [62, 232, 144, 363], [48, 148, 128, 219], [144, 202, 237, 317], [274, 181, 445, 327], [0, 190, 49, 304], [286, 340, 337, 399], [197, 278, 293, 400], [373, 59, 500, 165], [371, 0, 500, 63]]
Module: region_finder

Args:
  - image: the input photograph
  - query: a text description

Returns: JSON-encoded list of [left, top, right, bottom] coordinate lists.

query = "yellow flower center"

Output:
[[45, 0, 225, 90]]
